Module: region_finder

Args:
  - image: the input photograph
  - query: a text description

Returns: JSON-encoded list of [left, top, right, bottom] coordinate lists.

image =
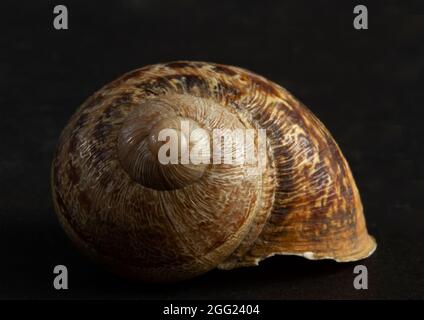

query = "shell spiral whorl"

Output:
[[51, 61, 376, 282], [117, 95, 211, 190]]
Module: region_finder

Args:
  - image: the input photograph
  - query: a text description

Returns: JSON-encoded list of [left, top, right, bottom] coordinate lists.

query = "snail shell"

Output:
[[51, 61, 376, 282]]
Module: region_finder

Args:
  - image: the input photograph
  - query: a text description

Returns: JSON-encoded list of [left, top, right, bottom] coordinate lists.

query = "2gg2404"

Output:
[[163, 304, 260, 317]]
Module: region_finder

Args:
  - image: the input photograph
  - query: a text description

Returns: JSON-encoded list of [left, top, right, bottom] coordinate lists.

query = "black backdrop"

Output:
[[0, 0, 423, 299]]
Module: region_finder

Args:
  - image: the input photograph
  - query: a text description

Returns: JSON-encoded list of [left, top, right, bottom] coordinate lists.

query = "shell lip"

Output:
[[261, 240, 377, 265], [219, 235, 377, 270]]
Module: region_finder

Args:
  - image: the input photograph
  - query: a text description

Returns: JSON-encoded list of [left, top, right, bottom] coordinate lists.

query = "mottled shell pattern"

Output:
[[51, 61, 376, 282]]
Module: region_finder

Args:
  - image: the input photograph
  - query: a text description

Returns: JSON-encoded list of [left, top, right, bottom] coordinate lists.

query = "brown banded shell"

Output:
[[51, 61, 376, 282]]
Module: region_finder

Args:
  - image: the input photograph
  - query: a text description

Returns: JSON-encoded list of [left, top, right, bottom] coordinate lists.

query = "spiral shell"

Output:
[[51, 61, 376, 282]]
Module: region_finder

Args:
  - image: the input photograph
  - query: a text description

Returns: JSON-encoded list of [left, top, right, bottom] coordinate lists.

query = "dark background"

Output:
[[0, 0, 423, 299]]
